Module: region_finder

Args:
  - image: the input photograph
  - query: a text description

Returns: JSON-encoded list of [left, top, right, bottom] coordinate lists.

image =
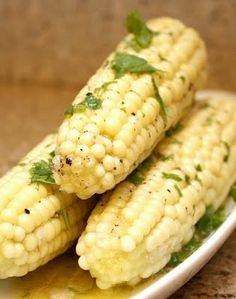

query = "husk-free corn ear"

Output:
[[76, 95, 236, 289], [0, 134, 95, 279], [54, 17, 207, 199]]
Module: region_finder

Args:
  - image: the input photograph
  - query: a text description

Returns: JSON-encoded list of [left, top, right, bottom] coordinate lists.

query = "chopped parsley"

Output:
[[196, 206, 225, 238], [222, 141, 230, 162], [49, 150, 55, 158], [94, 80, 116, 97], [185, 174, 190, 183], [111, 52, 157, 78], [230, 183, 236, 202], [151, 77, 168, 122], [18, 162, 27, 167], [195, 164, 202, 172], [165, 123, 183, 137], [128, 170, 143, 186], [162, 172, 182, 181], [174, 184, 182, 197], [64, 93, 102, 117], [168, 206, 225, 267], [155, 152, 173, 161], [179, 76, 186, 82], [30, 160, 55, 185], [61, 209, 71, 230], [139, 157, 153, 171], [126, 10, 156, 50]]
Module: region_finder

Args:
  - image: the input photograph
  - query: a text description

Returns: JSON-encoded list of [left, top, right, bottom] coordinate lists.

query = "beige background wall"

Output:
[[0, 0, 235, 90]]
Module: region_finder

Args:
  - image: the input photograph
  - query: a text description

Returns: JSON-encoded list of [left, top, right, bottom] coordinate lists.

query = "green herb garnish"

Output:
[[166, 123, 183, 137], [162, 172, 182, 181], [179, 76, 186, 82], [222, 141, 230, 162], [64, 93, 102, 117], [139, 157, 153, 171], [168, 206, 225, 267], [174, 184, 182, 197], [94, 80, 116, 97], [126, 10, 156, 50], [18, 162, 27, 167], [49, 150, 55, 158], [112, 52, 157, 78], [61, 208, 71, 230], [195, 164, 202, 172], [151, 77, 168, 121], [128, 171, 143, 186], [185, 174, 190, 183], [30, 160, 55, 185], [155, 152, 173, 161], [230, 184, 236, 202], [168, 239, 201, 267], [196, 207, 225, 238]]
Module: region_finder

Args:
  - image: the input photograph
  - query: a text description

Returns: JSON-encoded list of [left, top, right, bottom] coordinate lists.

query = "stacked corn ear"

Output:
[[76, 95, 236, 289], [0, 134, 95, 278], [53, 17, 207, 199]]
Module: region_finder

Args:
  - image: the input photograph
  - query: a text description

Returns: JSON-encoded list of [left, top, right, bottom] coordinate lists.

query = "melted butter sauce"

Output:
[[0, 205, 228, 299], [0, 248, 158, 299]]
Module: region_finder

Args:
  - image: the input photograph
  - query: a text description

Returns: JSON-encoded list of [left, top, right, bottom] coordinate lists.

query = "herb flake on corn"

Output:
[[76, 95, 236, 289], [54, 15, 207, 199], [0, 134, 95, 279]]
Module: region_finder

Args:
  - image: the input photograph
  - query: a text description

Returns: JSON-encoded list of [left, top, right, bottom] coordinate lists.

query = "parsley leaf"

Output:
[[94, 80, 116, 97], [126, 10, 155, 49], [196, 206, 225, 238], [162, 172, 182, 181], [166, 123, 183, 137], [64, 93, 102, 117], [174, 184, 182, 196], [222, 140, 230, 162], [230, 184, 236, 202], [112, 52, 157, 78], [30, 160, 55, 185], [61, 208, 71, 230], [151, 77, 168, 121], [128, 170, 143, 186]]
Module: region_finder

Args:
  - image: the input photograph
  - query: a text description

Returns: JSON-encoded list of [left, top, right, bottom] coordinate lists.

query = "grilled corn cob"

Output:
[[76, 94, 236, 289], [0, 134, 94, 279], [53, 17, 207, 199]]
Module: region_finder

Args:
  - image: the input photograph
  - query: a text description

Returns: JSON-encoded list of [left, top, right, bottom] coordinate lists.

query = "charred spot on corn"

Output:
[[30, 160, 55, 185], [65, 157, 73, 166], [24, 208, 30, 215], [111, 52, 158, 78], [162, 172, 182, 181], [126, 10, 157, 50]]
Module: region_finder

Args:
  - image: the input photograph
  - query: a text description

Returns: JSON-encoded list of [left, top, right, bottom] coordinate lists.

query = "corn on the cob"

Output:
[[53, 17, 207, 199], [76, 94, 236, 289], [0, 134, 94, 279]]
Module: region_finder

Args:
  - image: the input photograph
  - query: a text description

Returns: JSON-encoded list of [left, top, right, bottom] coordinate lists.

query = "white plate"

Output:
[[0, 89, 236, 299]]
